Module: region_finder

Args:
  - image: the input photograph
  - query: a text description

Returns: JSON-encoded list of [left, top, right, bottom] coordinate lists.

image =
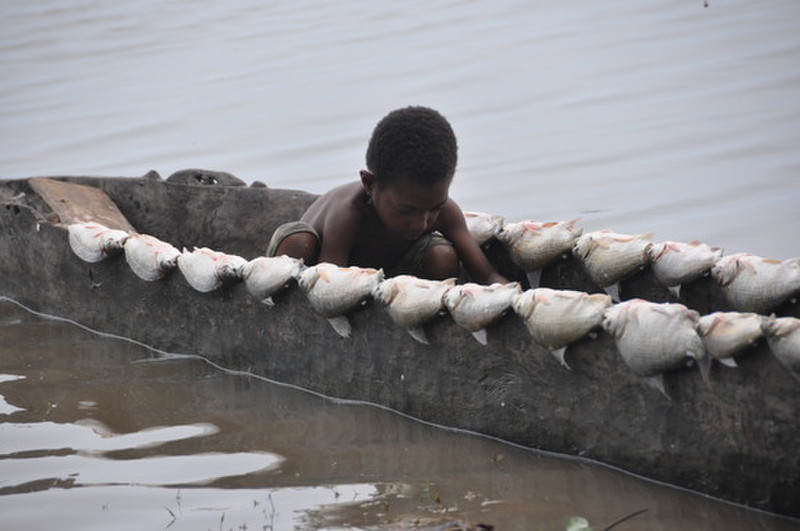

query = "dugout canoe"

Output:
[[1, 171, 798, 519]]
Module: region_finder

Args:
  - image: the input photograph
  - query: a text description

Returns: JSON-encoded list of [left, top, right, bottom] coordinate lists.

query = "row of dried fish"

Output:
[[465, 211, 800, 314], [66, 222, 799, 396]]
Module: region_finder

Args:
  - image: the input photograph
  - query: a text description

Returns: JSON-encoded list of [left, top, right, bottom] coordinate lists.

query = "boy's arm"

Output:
[[438, 202, 508, 285], [316, 208, 359, 266]]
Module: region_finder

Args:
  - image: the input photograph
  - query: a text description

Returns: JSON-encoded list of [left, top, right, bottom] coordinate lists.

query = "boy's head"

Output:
[[365, 106, 458, 187]]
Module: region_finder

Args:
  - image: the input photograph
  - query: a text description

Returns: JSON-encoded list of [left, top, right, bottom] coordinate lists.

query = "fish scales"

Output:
[[573, 230, 652, 288], [444, 282, 521, 332], [241, 255, 304, 303], [123, 233, 181, 281], [298, 263, 383, 318], [602, 299, 707, 379], [373, 275, 455, 331], [497, 219, 582, 272], [648, 240, 723, 287], [68, 222, 129, 263], [464, 211, 505, 246], [711, 253, 800, 313], [696, 312, 765, 362], [513, 288, 612, 351]]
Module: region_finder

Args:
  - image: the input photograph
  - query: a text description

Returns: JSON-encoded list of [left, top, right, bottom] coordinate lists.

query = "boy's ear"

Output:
[[360, 170, 375, 194]]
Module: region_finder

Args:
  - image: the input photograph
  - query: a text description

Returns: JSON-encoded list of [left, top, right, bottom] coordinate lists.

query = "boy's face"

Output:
[[361, 171, 451, 241]]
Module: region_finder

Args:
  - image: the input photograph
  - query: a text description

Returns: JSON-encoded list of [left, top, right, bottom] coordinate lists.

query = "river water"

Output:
[[1, 1, 799, 529]]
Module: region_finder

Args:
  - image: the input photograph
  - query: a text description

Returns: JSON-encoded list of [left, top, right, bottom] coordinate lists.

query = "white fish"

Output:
[[601, 299, 709, 397], [297, 263, 384, 338], [496, 219, 582, 288], [177, 247, 248, 293], [761, 316, 800, 376], [512, 288, 612, 368], [123, 234, 181, 281], [241, 255, 304, 305], [463, 211, 505, 246], [443, 281, 522, 345], [68, 222, 129, 263], [573, 230, 653, 301], [710, 253, 800, 314], [373, 275, 457, 344], [648, 240, 723, 297], [696, 312, 766, 367]]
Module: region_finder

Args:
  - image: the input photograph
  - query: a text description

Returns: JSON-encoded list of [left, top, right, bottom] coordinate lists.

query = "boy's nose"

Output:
[[410, 213, 430, 233]]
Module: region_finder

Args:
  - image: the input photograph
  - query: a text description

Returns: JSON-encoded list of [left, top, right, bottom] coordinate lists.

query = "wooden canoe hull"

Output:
[[1, 173, 798, 518]]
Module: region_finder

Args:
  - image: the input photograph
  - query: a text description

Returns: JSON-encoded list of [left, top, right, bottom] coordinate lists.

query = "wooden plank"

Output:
[[28, 178, 136, 233]]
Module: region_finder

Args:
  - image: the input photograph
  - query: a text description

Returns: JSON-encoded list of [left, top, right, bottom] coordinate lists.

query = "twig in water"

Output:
[[603, 508, 648, 530], [163, 506, 176, 529]]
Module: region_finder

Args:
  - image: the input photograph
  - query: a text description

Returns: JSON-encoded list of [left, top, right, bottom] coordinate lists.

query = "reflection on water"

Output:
[[1, 301, 797, 530]]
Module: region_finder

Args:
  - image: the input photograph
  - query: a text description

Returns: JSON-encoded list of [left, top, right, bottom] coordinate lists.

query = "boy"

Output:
[[268, 106, 507, 285]]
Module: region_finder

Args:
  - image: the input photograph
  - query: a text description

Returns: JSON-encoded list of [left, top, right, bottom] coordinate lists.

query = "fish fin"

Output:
[[603, 283, 621, 303], [407, 327, 429, 345], [550, 346, 570, 370], [326, 316, 352, 338], [667, 285, 681, 299], [642, 375, 671, 400], [718, 357, 738, 368], [471, 328, 488, 346], [696, 352, 712, 384], [260, 296, 275, 307], [526, 269, 542, 289]]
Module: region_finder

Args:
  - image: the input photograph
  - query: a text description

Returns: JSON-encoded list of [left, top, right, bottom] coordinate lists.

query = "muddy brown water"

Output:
[[1, 301, 797, 530]]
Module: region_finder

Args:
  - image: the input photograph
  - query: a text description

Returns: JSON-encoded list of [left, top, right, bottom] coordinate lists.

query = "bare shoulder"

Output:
[[301, 182, 366, 232], [435, 198, 468, 233]]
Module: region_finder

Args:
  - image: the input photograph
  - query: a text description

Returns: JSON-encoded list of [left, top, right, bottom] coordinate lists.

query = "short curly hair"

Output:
[[366, 106, 458, 186]]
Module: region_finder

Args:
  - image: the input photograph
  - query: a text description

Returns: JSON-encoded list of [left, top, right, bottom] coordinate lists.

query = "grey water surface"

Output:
[[1, 1, 799, 529]]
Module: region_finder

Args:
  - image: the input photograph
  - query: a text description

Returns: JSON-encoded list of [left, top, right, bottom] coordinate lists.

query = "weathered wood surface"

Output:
[[1, 173, 798, 518], [27, 177, 137, 232]]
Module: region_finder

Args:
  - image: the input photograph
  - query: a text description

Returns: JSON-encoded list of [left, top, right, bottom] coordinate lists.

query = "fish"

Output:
[[496, 219, 582, 288], [572, 230, 653, 301], [123, 233, 181, 281], [177, 247, 248, 293], [297, 262, 384, 338], [512, 288, 612, 368], [372, 275, 457, 344], [463, 211, 505, 246], [443, 281, 522, 345], [67, 222, 129, 263], [710, 253, 800, 314], [601, 299, 709, 398], [241, 255, 304, 305], [695, 312, 766, 367], [761, 316, 800, 377], [648, 240, 723, 297]]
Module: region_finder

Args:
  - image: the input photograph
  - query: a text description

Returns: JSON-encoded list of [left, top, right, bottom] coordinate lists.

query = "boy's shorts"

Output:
[[266, 221, 453, 275]]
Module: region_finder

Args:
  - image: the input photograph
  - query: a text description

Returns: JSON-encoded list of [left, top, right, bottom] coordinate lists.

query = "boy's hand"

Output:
[[485, 272, 510, 285]]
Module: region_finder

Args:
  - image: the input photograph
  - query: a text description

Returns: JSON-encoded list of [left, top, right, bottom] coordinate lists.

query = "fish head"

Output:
[[297, 265, 321, 292], [761, 315, 800, 339], [511, 290, 535, 319], [496, 222, 524, 246], [372, 277, 400, 305], [443, 284, 466, 311], [601, 299, 646, 338], [572, 233, 595, 260], [710, 254, 742, 286]]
